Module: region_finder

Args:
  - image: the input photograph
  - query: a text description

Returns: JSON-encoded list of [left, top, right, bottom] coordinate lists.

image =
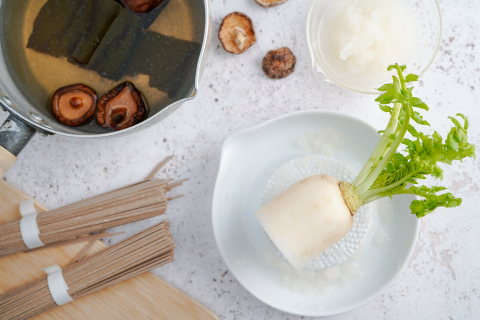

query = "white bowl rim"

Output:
[[212, 109, 420, 316]]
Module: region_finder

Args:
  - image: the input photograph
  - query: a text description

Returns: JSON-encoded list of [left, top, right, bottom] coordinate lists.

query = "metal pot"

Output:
[[0, 0, 211, 177]]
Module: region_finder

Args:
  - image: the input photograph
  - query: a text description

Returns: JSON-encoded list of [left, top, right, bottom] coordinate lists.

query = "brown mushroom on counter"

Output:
[[255, 0, 289, 7], [218, 12, 256, 54], [262, 47, 296, 79], [97, 82, 146, 131], [51, 84, 97, 126], [119, 0, 168, 13]]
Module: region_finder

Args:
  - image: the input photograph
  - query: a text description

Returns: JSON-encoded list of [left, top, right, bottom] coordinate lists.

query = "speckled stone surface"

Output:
[[1, 0, 479, 319]]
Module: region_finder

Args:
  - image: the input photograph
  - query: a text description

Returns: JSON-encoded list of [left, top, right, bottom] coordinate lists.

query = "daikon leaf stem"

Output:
[[351, 64, 476, 217]]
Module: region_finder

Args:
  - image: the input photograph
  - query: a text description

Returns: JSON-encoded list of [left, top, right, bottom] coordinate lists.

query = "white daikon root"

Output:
[[255, 175, 353, 270]]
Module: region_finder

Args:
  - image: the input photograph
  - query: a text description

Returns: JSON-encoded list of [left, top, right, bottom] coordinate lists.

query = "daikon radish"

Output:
[[255, 64, 476, 270]]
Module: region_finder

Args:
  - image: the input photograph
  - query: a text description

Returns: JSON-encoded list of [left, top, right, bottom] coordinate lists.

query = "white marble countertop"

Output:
[[2, 0, 480, 319]]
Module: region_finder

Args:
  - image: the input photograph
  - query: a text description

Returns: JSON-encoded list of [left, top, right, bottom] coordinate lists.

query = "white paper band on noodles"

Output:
[[42, 265, 74, 306], [19, 198, 37, 217], [19, 199, 44, 249]]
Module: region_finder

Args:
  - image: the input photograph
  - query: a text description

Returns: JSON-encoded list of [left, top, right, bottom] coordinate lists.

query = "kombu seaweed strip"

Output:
[[126, 31, 201, 98], [86, 10, 144, 81], [27, 0, 87, 57], [72, 0, 123, 64]]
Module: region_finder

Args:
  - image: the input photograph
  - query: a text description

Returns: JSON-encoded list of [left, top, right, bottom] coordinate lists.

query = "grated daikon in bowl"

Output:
[[307, 0, 442, 94]]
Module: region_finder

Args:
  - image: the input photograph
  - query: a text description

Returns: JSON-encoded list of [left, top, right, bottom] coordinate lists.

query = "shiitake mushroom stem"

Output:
[[69, 97, 84, 108]]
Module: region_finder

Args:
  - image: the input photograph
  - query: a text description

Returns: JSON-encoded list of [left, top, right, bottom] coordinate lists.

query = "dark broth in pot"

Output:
[[0, 0, 204, 133]]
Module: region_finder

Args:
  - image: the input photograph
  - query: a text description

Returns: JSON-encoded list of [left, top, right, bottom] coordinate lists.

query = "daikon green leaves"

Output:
[[355, 64, 475, 218]]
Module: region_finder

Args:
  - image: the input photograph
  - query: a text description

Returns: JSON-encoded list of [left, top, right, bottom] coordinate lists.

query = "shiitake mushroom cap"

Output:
[[218, 12, 256, 54], [51, 84, 97, 126], [262, 47, 296, 79], [255, 0, 289, 7], [97, 82, 146, 131], [120, 0, 168, 13]]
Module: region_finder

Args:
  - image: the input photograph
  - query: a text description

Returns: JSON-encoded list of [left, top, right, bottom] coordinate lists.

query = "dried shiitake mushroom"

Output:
[[219, 12, 256, 54], [255, 0, 289, 7], [120, 0, 168, 13], [262, 47, 296, 79], [97, 82, 146, 131], [51, 84, 97, 126]]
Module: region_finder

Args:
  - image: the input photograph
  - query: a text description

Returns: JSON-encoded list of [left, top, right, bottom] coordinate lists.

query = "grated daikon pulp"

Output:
[[319, 0, 418, 87]]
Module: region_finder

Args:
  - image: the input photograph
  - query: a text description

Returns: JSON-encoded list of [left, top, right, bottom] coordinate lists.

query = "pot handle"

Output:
[[0, 115, 37, 177]]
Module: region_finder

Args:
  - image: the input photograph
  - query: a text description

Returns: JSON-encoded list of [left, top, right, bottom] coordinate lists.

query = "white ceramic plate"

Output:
[[212, 110, 419, 316]]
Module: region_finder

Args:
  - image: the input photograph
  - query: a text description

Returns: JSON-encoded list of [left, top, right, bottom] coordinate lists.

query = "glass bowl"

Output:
[[306, 0, 442, 95]]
